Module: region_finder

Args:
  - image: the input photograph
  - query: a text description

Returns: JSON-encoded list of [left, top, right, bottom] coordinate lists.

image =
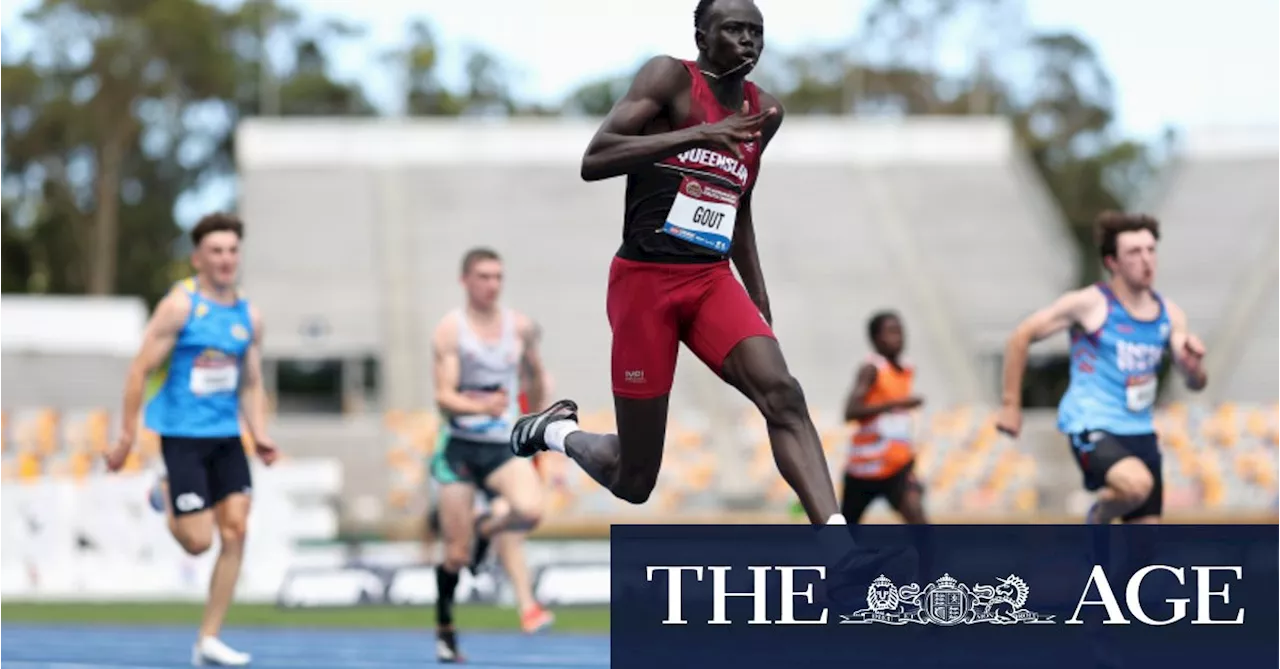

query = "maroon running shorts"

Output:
[[607, 256, 776, 399]]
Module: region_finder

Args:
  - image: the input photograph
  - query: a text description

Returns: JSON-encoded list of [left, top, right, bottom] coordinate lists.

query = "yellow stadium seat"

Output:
[[820, 430, 843, 456], [36, 409, 60, 456], [1014, 488, 1038, 513], [1202, 480, 1225, 508], [401, 467, 424, 487], [385, 409, 406, 428], [386, 488, 411, 512], [18, 451, 43, 480], [139, 431, 161, 457], [68, 451, 94, 481], [767, 477, 792, 503], [579, 410, 615, 433], [655, 489, 683, 514], [121, 450, 144, 473], [749, 443, 773, 478], [386, 447, 413, 468], [1246, 411, 1268, 439], [410, 411, 437, 448], [687, 460, 715, 492]]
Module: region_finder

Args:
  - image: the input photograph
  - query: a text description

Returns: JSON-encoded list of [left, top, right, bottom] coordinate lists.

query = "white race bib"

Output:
[[875, 413, 914, 441], [452, 415, 509, 432], [850, 441, 889, 458], [190, 364, 239, 395], [848, 461, 883, 477], [661, 176, 739, 254], [1125, 374, 1157, 412]]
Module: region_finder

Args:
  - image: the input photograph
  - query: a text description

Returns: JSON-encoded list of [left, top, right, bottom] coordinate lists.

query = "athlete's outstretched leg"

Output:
[[202, 494, 249, 641], [434, 482, 475, 663], [511, 395, 669, 505], [721, 336, 841, 525], [511, 255, 678, 504], [491, 532, 556, 633]]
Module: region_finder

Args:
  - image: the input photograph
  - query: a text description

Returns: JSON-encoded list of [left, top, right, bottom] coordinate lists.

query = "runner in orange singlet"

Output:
[[841, 311, 927, 524]]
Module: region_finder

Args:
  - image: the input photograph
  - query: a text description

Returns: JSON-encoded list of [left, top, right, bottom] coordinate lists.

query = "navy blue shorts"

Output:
[[1069, 431, 1163, 520], [160, 436, 252, 516]]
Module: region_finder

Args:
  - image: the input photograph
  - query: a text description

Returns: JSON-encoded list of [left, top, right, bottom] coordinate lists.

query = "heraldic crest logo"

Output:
[[840, 573, 1056, 626]]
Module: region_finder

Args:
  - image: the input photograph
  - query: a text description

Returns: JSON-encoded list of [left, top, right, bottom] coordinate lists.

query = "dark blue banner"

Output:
[[611, 524, 1278, 669]]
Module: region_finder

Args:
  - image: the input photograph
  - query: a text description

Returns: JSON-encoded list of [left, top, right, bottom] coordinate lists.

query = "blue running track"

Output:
[[2, 624, 609, 668]]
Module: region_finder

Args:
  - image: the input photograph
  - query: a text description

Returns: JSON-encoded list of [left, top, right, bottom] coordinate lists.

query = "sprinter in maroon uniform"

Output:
[[509, 0, 863, 534], [511, 0, 909, 601]]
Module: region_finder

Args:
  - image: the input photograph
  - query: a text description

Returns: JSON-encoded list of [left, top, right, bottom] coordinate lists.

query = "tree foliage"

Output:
[[2, 0, 1160, 304]]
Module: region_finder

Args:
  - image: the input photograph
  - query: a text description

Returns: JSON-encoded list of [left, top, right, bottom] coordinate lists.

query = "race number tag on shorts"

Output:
[[452, 415, 507, 433], [190, 362, 239, 395], [662, 175, 739, 253], [876, 413, 914, 442], [1126, 374, 1157, 412]]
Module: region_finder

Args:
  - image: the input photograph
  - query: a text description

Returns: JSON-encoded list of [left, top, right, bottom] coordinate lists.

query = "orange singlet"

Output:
[[847, 354, 916, 480]]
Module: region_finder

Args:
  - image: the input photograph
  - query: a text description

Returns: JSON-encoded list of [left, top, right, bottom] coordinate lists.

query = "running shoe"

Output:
[[436, 627, 465, 663], [509, 399, 578, 458], [148, 476, 168, 514], [191, 636, 250, 666], [520, 604, 555, 634]]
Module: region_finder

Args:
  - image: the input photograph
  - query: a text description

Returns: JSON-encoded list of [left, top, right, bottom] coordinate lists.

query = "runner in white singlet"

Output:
[[429, 247, 553, 663]]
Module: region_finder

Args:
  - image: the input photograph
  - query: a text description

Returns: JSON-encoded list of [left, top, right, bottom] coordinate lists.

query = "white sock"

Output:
[[826, 513, 848, 526], [543, 420, 580, 454]]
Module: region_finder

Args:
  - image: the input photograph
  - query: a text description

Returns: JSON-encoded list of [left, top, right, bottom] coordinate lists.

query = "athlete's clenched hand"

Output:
[[105, 434, 132, 472]]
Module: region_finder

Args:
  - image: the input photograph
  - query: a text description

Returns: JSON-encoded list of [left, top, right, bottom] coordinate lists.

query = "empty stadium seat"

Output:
[[3, 400, 1275, 524]]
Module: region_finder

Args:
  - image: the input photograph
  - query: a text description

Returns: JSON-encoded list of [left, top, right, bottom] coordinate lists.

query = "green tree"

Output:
[[3, 0, 379, 304], [277, 20, 376, 116], [563, 71, 633, 117], [385, 22, 529, 117], [385, 20, 464, 116], [1, 205, 34, 293], [3, 0, 234, 298]]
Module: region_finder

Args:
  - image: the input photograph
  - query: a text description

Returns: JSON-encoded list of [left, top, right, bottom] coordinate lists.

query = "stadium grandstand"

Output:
[[2, 118, 1276, 604], [228, 116, 1276, 527]]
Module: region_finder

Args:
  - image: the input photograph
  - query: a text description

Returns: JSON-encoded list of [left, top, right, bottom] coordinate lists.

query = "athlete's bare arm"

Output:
[[515, 313, 548, 412], [732, 91, 784, 323], [239, 306, 277, 462], [581, 55, 774, 181], [433, 316, 506, 418], [844, 363, 924, 422], [109, 289, 192, 469], [1163, 299, 1208, 391], [997, 288, 1103, 435]]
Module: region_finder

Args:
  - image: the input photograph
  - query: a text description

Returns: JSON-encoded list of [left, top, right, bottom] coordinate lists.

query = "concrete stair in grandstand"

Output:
[[1143, 130, 1279, 404], [876, 162, 1076, 352]]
